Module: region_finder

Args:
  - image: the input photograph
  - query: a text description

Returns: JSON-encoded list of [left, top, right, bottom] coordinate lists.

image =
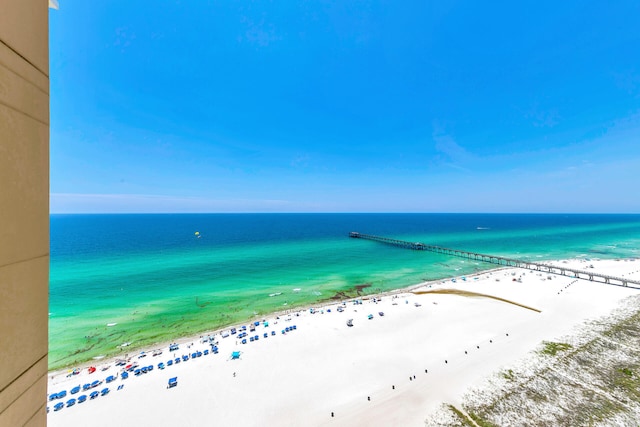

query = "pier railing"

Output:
[[348, 232, 640, 289]]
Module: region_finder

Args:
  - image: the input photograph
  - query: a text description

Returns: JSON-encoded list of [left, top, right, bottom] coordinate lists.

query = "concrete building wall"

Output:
[[0, 0, 50, 426]]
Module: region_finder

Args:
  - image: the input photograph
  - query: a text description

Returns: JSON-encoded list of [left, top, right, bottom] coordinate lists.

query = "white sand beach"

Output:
[[47, 258, 640, 426]]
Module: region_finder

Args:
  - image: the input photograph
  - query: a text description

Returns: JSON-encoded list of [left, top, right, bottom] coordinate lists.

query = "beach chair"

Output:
[[66, 398, 76, 407], [249, 336, 254, 342], [175, 358, 180, 364], [121, 371, 129, 380], [182, 355, 189, 361], [89, 391, 99, 399], [148, 365, 153, 371], [231, 351, 241, 360], [241, 339, 247, 344], [197, 351, 202, 357], [90, 380, 100, 388], [48, 393, 58, 401], [158, 362, 165, 369], [54, 402, 64, 411], [167, 359, 173, 366], [58, 390, 67, 398], [77, 395, 87, 403], [82, 383, 90, 391], [134, 369, 141, 376], [203, 349, 209, 355], [293, 325, 297, 330], [101, 388, 109, 396], [271, 331, 276, 336], [264, 333, 268, 338], [168, 377, 178, 388], [106, 375, 115, 383]]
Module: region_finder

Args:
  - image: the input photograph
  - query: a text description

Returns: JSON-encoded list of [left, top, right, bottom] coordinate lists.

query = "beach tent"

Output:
[[231, 351, 241, 360]]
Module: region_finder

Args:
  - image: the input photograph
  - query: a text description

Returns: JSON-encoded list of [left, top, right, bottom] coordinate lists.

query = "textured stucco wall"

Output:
[[0, 0, 50, 426]]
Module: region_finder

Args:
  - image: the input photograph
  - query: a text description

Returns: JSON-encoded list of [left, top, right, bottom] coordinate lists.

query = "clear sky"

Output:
[[50, 1, 640, 213]]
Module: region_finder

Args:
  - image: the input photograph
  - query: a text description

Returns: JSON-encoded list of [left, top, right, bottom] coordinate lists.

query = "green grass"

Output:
[[541, 341, 573, 356], [468, 411, 498, 427], [446, 405, 476, 427]]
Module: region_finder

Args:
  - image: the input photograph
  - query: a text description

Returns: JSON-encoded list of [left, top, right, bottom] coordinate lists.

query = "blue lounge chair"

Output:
[[191, 352, 197, 358], [271, 331, 276, 336], [254, 321, 260, 326], [175, 358, 180, 364], [241, 339, 247, 344], [90, 380, 100, 388], [167, 359, 173, 366], [54, 402, 64, 411], [147, 365, 153, 371], [203, 349, 209, 355], [48, 393, 58, 401], [168, 377, 178, 388], [182, 355, 189, 361], [264, 333, 268, 338], [58, 390, 67, 398], [89, 391, 99, 399], [106, 375, 115, 383], [77, 395, 87, 403], [70, 386, 80, 394], [82, 383, 90, 391], [134, 369, 141, 376], [158, 362, 165, 369], [141, 366, 148, 374], [212, 346, 219, 354], [249, 336, 254, 342], [101, 388, 109, 396], [66, 398, 76, 407], [121, 371, 129, 379], [293, 325, 297, 330], [197, 351, 202, 357]]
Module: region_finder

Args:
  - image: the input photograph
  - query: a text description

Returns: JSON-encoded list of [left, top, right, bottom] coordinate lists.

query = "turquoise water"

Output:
[[49, 214, 640, 369]]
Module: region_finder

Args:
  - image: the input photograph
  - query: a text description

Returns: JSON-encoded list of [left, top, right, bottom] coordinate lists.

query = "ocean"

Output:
[[49, 213, 640, 370]]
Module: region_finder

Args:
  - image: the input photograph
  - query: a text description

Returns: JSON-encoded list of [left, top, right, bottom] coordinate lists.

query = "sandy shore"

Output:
[[47, 258, 640, 426]]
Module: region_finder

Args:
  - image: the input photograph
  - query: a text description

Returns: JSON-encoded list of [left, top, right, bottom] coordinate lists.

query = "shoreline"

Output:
[[48, 265, 507, 376], [47, 256, 640, 426]]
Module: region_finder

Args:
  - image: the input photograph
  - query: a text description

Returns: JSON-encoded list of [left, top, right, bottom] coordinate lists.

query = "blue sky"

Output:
[[50, 1, 640, 213]]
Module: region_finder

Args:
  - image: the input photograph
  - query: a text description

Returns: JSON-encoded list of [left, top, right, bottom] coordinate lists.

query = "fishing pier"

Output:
[[349, 232, 640, 289]]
